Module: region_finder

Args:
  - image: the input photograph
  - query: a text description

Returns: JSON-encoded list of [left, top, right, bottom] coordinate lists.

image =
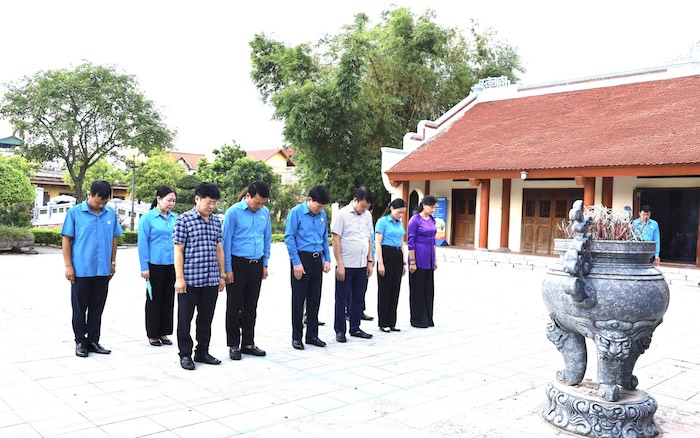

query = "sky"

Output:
[[1, 0, 698, 158]]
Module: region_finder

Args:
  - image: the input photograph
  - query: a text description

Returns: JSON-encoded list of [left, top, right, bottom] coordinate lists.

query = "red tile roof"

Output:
[[168, 151, 205, 170], [388, 75, 700, 176], [247, 148, 296, 166]]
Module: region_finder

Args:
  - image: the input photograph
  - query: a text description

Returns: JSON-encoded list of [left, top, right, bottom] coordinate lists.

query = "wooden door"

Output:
[[451, 189, 476, 247], [521, 189, 583, 254]]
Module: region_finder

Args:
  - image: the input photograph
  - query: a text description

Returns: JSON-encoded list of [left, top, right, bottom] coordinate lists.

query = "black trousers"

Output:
[[226, 257, 263, 348], [291, 253, 323, 341], [377, 246, 403, 328], [334, 267, 367, 334], [71, 276, 110, 344], [145, 263, 175, 339], [177, 285, 218, 357], [409, 268, 435, 327]]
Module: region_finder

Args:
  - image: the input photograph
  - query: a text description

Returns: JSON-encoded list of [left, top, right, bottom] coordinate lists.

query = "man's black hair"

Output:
[[195, 182, 221, 200], [354, 186, 373, 205], [308, 185, 330, 204], [89, 180, 112, 199], [640, 205, 652, 213], [248, 180, 270, 199]]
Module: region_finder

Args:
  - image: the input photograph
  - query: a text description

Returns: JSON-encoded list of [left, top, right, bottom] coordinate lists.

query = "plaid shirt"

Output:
[[173, 207, 223, 287]]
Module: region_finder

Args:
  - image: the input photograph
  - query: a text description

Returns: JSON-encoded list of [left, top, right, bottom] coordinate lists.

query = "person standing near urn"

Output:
[[632, 204, 660, 265]]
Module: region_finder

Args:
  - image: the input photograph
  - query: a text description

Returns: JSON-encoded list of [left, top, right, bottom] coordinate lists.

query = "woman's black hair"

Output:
[[150, 185, 176, 210], [417, 195, 437, 214], [382, 198, 407, 216]]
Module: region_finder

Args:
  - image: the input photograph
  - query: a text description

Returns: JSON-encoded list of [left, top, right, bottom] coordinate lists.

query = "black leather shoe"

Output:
[[306, 337, 326, 347], [380, 327, 391, 333], [336, 332, 347, 343], [87, 342, 111, 354], [318, 320, 325, 326], [194, 353, 221, 365], [180, 356, 195, 370], [361, 313, 374, 321], [350, 329, 373, 339], [390, 327, 401, 332], [241, 345, 266, 356], [292, 340, 304, 350], [75, 342, 88, 357], [159, 337, 173, 345], [229, 348, 241, 360], [149, 338, 162, 346]]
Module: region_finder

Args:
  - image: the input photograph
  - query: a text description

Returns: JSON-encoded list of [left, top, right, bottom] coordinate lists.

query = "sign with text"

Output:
[[434, 196, 448, 245]]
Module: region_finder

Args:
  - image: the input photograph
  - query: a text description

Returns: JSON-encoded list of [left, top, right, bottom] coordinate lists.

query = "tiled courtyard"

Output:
[[0, 244, 698, 437]]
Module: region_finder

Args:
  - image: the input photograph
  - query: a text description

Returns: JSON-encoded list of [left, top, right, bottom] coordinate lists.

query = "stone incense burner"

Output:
[[541, 201, 670, 438]]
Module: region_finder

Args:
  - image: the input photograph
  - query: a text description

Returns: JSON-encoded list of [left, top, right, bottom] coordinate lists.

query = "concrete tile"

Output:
[[99, 417, 166, 437]]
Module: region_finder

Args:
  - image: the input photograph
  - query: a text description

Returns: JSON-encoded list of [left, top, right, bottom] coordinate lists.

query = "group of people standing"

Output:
[[61, 180, 441, 370]]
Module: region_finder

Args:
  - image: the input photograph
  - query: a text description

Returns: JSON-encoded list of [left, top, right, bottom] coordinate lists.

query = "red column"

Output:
[[500, 179, 511, 250], [478, 179, 490, 250], [601, 177, 613, 209]]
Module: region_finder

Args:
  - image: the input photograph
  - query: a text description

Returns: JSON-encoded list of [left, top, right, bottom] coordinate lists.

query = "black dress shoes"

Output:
[[180, 356, 195, 370], [149, 338, 162, 346], [229, 348, 241, 360], [336, 332, 347, 343], [350, 329, 373, 339], [87, 342, 111, 354], [306, 337, 326, 347], [241, 345, 266, 356], [292, 340, 305, 350], [390, 327, 401, 332], [194, 353, 221, 365], [361, 313, 374, 321], [380, 327, 391, 333], [159, 337, 173, 345], [75, 342, 88, 357]]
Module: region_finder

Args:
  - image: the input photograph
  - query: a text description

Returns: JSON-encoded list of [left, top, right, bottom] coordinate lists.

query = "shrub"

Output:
[[0, 225, 33, 241], [32, 228, 62, 246], [118, 231, 138, 245]]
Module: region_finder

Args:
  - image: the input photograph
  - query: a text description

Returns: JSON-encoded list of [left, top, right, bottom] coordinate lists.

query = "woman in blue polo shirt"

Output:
[[375, 198, 407, 332], [138, 185, 178, 346]]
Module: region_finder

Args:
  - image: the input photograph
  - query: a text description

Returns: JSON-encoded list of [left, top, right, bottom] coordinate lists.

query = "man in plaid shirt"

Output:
[[173, 182, 226, 370]]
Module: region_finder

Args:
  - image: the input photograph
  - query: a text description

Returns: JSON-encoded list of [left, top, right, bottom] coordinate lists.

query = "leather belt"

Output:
[[299, 251, 321, 259], [232, 256, 261, 264]]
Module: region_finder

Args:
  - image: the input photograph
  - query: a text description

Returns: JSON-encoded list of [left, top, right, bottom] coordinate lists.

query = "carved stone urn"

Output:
[[541, 203, 670, 437]]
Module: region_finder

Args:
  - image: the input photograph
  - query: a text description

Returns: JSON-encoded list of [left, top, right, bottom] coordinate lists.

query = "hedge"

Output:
[[0, 225, 33, 241], [29, 230, 303, 246]]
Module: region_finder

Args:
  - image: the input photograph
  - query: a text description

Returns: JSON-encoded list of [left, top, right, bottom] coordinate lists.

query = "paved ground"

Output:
[[0, 244, 699, 437]]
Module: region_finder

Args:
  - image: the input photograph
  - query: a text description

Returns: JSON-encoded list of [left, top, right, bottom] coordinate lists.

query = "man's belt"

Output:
[[299, 251, 321, 259]]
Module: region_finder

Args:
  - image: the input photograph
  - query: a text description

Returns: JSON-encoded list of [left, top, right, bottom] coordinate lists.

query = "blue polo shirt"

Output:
[[632, 218, 661, 257], [222, 198, 272, 270], [61, 201, 124, 277], [172, 207, 223, 287], [138, 208, 177, 270], [284, 201, 331, 266], [375, 214, 406, 247]]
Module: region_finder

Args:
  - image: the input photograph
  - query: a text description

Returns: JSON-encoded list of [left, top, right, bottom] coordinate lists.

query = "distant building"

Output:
[[0, 136, 22, 156], [168, 151, 205, 175], [246, 148, 297, 184]]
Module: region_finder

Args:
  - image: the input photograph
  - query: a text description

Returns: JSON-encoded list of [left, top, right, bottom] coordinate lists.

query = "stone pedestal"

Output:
[[542, 381, 659, 437]]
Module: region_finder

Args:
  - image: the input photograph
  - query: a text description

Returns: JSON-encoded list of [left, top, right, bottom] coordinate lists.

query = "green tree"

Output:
[[0, 61, 173, 201], [0, 157, 35, 227], [250, 7, 523, 214], [197, 143, 279, 209], [4, 155, 38, 179], [172, 174, 202, 215], [133, 152, 186, 202], [63, 158, 126, 196]]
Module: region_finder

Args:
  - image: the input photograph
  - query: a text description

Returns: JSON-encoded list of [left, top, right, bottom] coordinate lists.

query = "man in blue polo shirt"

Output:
[[285, 185, 332, 350], [173, 182, 226, 370], [62, 180, 123, 358], [223, 180, 272, 360], [632, 204, 661, 265]]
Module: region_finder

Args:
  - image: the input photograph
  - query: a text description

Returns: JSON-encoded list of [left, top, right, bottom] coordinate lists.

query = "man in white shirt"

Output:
[[332, 186, 375, 342]]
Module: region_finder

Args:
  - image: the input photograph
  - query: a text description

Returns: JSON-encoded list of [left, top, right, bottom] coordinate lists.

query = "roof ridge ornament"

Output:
[[479, 76, 511, 89]]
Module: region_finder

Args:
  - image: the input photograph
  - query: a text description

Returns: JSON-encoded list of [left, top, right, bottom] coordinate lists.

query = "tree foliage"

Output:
[[250, 7, 523, 213], [63, 158, 127, 196], [172, 174, 202, 215], [133, 152, 187, 202], [197, 142, 280, 209], [0, 62, 174, 201], [0, 157, 35, 227]]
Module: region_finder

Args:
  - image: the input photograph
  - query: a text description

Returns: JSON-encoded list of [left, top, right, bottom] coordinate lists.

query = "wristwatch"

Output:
[[219, 274, 226, 279]]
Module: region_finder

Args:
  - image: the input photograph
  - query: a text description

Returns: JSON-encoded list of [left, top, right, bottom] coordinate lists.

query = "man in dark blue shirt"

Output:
[[173, 182, 225, 370], [285, 186, 332, 350], [223, 181, 272, 360]]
